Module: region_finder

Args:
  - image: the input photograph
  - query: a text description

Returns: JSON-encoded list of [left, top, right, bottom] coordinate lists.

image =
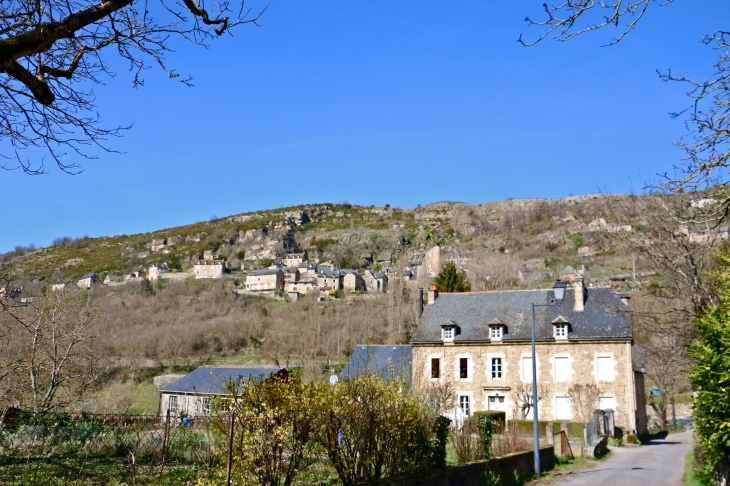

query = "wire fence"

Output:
[[0, 409, 338, 485]]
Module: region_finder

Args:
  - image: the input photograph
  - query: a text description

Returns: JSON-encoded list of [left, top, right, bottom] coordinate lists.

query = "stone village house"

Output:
[[245, 268, 284, 295], [411, 275, 648, 435], [77, 272, 100, 289], [193, 260, 225, 279], [159, 366, 287, 418]]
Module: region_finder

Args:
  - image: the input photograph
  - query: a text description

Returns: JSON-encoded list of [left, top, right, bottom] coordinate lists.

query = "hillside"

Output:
[[0, 194, 668, 414], [2, 194, 648, 286]]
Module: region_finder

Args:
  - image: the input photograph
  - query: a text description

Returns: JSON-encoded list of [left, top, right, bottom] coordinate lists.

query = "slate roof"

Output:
[[249, 268, 283, 276], [341, 345, 412, 381], [412, 288, 632, 344], [161, 366, 284, 395], [80, 272, 98, 279]]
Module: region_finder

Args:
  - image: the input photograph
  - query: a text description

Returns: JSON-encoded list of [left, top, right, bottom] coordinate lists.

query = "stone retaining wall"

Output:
[[356, 446, 554, 486]]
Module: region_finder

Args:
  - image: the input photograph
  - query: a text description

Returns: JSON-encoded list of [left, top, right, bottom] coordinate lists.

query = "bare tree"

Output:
[[521, 3, 730, 225], [469, 250, 523, 291], [0, 285, 101, 412], [512, 382, 547, 420], [568, 383, 602, 424], [0, 0, 267, 174]]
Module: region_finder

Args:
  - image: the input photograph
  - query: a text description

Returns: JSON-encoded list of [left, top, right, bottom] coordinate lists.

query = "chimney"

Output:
[[427, 284, 439, 305], [573, 275, 585, 312], [418, 288, 424, 317]]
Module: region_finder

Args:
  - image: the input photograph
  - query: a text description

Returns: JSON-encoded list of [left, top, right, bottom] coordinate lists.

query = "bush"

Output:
[[626, 433, 639, 444], [474, 411, 505, 434], [318, 374, 436, 484]]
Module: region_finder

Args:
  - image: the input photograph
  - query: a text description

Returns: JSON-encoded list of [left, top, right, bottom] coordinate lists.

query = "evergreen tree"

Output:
[[434, 261, 471, 293]]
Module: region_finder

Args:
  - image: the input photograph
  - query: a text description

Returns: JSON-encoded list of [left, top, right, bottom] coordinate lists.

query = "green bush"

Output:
[[570, 233, 584, 248], [690, 251, 730, 465], [474, 411, 505, 434], [626, 433, 639, 444]]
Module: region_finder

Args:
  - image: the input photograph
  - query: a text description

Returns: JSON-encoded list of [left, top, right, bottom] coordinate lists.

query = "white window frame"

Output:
[[443, 327, 454, 341], [521, 356, 534, 382], [555, 396, 572, 421], [555, 324, 568, 339], [491, 357, 503, 379], [458, 394, 471, 417], [554, 356, 571, 382], [455, 354, 472, 382], [168, 395, 178, 415], [596, 355, 615, 382], [490, 326, 503, 340]]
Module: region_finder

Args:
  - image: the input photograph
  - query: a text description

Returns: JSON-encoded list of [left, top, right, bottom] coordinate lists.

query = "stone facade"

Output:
[[412, 340, 637, 431], [194, 260, 225, 279]]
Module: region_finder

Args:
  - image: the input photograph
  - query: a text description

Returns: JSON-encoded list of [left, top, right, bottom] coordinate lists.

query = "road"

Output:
[[554, 430, 693, 486]]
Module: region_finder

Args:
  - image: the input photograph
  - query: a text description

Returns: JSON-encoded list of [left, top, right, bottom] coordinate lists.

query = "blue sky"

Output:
[[2, 1, 727, 252]]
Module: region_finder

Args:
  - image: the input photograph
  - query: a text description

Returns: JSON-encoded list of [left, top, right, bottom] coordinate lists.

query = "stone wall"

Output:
[[413, 340, 636, 431], [355, 446, 554, 486]]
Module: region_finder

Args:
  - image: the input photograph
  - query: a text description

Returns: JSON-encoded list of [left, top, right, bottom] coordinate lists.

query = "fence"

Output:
[[0, 409, 338, 485]]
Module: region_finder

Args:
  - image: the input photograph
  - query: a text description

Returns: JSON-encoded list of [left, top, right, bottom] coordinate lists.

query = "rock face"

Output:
[[284, 211, 310, 226]]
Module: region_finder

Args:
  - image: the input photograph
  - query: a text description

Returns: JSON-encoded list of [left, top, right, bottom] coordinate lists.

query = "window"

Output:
[[168, 395, 178, 415], [201, 397, 211, 415], [459, 358, 469, 379], [443, 327, 454, 340], [555, 324, 567, 338], [598, 397, 616, 411], [521, 357, 533, 381], [431, 358, 441, 379], [491, 357, 502, 379], [459, 395, 470, 416], [596, 357, 613, 381], [555, 397, 572, 420], [490, 326, 502, 339], [554, 357, 571, 382]]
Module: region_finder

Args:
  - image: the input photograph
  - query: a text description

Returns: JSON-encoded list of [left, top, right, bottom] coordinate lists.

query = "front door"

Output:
[[488, 395, 506, 412]]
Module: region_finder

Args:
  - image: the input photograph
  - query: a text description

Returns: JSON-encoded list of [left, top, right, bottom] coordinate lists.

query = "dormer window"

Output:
[[440, 319, 459, 343], [488, 318, 505, 342], [552, 316, 570, 340]]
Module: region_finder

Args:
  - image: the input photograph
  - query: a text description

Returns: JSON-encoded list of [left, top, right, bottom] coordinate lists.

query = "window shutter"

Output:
[[554, 357, 570, 382], [596, 357, 613, 381]]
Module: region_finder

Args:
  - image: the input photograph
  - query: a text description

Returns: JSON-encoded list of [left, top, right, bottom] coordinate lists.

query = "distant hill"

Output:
[[1, 194, 653, 285]]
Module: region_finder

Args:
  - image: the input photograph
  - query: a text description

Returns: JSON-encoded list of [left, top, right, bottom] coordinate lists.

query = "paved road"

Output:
[[554, 430, 693, 486]]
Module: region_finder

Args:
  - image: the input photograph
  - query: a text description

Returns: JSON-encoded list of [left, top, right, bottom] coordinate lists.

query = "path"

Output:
[[554, 430, 693, 486]]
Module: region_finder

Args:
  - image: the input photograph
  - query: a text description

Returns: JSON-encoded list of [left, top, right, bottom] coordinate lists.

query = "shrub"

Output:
[[626, 433, 639, 444], [318, 374, 434, 484], [570, 233, 584, 248]]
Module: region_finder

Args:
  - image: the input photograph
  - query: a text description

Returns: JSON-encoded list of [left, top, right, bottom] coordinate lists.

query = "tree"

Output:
[[213, 374, 326, 486], [690, 250, 730, 465], [521, 2, 730, 225], [0, 0, 267, 175], [433, 261, 471, 293], [167, 254, 183, 270], [0, 285, 101, 412], [568, 383, 601, 424]]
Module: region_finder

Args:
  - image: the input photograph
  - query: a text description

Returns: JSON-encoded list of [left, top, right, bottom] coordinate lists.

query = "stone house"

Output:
[[159, 366, 288, 418], [52, 279, 71, 291], [420, 246, 441, 278], [364, 270, 388, 293], [194, 260, 225, 279], [411, 277, 647, 435], [317, 268, 344, 291], [282, 253, 306, 267], [103, 274, 122, 285], [77, 272, 100, 289], [283, 267, 300, 284], [343, 271, 366, 291], [148, 263, 170, 281], [245, 268, 284, 293], [284, 280, 317, 295]]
